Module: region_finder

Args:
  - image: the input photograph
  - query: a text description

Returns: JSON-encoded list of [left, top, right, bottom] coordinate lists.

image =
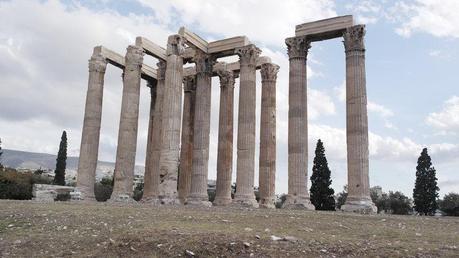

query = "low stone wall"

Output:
[[32, 184, 81, 202]]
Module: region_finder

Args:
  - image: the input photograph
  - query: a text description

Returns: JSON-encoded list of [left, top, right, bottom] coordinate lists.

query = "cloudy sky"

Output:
[[1, 0, 458, 197]]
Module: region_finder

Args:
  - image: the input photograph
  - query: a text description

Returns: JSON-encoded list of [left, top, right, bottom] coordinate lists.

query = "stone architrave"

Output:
[[178, 75, 197, 203], [158, 35, 185, 204], [76, 52, 107, 201], [213, 69, 237, 206], [341, 25, 376, 213], [233, 44, 261, 207], [186, 51, 214, 207], [283, 37, 314, 209], [111, 45, 144, 202], [142, 61, 166, 204], [258, 63, 279, 209]]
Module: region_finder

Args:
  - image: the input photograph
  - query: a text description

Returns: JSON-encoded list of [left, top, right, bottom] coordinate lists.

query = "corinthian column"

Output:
[[283, 37, 314, 209], [233, 44, 260, 207], [158, 35, 184, 204], [110, 45, 144, 202], [186, 51, 214, 207], [341, 25, 376, 213], [76, 50, 107, 201], [213, 69, 237, 206], [142, 61, 166, 204], [178, 75, 197, 203], [143, 80, 157, 200], [259, 63, 279, 209], [143, 61, 166, 204]]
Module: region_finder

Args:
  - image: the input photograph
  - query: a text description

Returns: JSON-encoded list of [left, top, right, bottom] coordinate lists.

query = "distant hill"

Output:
[[1, 149, 145, 180]]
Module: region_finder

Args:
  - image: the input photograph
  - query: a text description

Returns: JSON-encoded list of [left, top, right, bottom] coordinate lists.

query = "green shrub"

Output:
[[439, 193, 459, 216], [0, 168, 33, 200], [94, 176, 113, 202]]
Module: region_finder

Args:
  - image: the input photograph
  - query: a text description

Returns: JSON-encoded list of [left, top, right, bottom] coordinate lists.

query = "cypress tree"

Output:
[[53, 131, 67, 185], [0, 138, 3, 169], [310, 139, 335, 210], [413, 148, 439, 215]]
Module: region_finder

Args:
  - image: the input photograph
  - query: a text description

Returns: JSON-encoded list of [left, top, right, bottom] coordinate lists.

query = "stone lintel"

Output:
[[183, 56, 271, 77], [179, 27, 209, 53], [208, 36, 251, 57], [295, 15, 354, 41], [135, 37, 167, 61], [93, 46, 157, 81]]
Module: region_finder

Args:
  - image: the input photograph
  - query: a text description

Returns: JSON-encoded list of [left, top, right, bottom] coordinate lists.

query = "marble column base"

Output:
[[259, 198, 276, 209], [186, 195, 212, 207], [213, 197, 232, 206], [158, 196, 181, 205], [232, 196, 259, 208], [282, 195, 314, 210], [341, 197, 377, 214], [108, 194, 137, 204]]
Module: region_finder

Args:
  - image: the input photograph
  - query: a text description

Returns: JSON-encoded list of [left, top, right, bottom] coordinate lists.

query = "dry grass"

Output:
[[0, 200, 458, 257]]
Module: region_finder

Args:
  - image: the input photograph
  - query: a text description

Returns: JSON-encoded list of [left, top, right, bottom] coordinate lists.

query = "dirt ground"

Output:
[[0, 200, 458, 257]]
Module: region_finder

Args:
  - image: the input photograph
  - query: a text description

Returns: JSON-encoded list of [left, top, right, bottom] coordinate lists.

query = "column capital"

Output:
[[88, 54, 107, 73], [343, 25, 366, 52], [216, 69, 237, 89], [285, 36, 311, 60], [157, 60, 167, 81], [125, 45, 144, 71], [167, 34, 185, 56], [260, 63, 280, 82], [193, 51, 215, 76], [235, 44, 261, 67], [183, 75, 196, 92]]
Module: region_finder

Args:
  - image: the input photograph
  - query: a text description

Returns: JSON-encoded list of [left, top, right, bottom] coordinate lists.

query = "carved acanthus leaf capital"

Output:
[[125, 45, 144, 71], [285, 36, 311, 59], [216, 69, 236, 88], [260, 63, 280, 82], [235, 44, 261, 67], [343, 25, 366, 52], [194, 51, 215, 75], [88, 54, 107, 73], [167, 34, 185, 56], [157, 60, 167, 81], [183, 75, 196, 92]]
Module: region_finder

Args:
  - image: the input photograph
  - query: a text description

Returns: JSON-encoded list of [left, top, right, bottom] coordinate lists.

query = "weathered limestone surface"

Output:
[[33, 184, 76, 202], [76, 51, 107, 201], [283, 37, 314, 210], [341, 25, 376, 214], [158, 35, 184, 205], [186, 51, 214, 207], [259, 63, 279, 209], [142, 61, 166, 204], [213, 69, 237, 206], [111, 45, 144, 202], [295, 15, 354, 41], [233, 45, 261, 207], [178, 75, 197, 203]]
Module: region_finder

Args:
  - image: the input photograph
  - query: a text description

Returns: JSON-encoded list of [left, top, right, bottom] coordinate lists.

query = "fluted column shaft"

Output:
[[142, 61, 166, 203], [233, 45, 261, 207], [158, 35, 184, 204], [186, 51, 214, 207], [342, 25, 376, 213], [259, 63, 279, 209], [213, 69, 237, 206], [178, 75, 197, 203], [111, 45, 144, 201], [283, 37, 314, 209], [76, 51, 107, 201]]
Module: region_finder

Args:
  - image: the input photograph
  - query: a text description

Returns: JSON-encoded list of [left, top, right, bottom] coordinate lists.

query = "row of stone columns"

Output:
[[76, 37, 279, 207]]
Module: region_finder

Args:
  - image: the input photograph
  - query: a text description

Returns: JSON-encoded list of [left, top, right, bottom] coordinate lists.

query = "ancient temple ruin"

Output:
[[76, 15, 376, 213]]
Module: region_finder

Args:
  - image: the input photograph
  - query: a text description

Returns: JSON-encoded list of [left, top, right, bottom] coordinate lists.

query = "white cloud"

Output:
[[368, 101, 394, 118], [137, 0, 337, 47], [426, 96, 459, 134], [392, 0, 459, 38]]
